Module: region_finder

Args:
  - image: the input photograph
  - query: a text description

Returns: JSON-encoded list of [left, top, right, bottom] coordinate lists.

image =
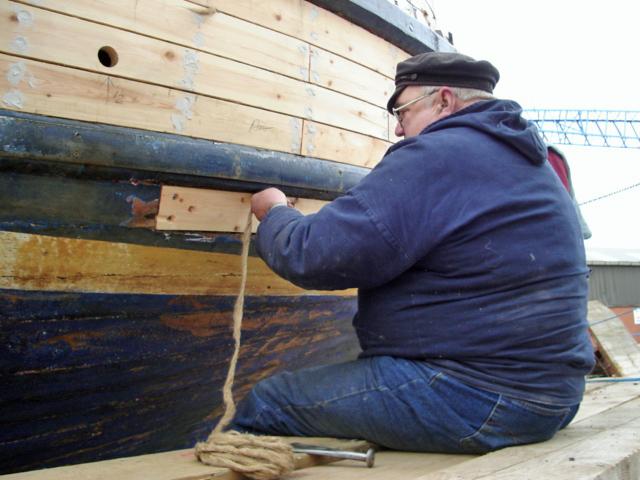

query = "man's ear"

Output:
[[439, 88, 457, 115]]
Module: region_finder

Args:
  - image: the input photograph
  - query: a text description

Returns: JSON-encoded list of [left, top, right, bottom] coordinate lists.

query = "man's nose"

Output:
[[394, 120, 405, 137]]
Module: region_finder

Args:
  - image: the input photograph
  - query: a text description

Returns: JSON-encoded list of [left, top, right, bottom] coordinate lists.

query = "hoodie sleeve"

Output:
[[254, 189, 415, 291]]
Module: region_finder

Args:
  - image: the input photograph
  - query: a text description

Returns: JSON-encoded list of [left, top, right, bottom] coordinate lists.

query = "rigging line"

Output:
[[586, 377, 640, 383], [588, 307, 635, 328], [578, 180, 640, 206]]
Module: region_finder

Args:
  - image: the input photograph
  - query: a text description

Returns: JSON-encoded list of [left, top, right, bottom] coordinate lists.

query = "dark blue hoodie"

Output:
[[255, 99, 595, 405]]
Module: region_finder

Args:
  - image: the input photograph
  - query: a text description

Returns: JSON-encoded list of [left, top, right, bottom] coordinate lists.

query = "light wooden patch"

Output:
[[309, 45, 395, 107], [588, 300, 640, 377], [302, 120, 390, 168], [155, 186, 327, 233], [187, 0, 410, 79], [0, 230, 355, 296], [0, 2, 388, 140], [0, 53, 302, 155], [16, 0, 310, 81]]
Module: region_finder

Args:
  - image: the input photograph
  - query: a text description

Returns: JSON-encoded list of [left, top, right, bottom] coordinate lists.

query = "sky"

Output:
[[432, 0, 640, 251]]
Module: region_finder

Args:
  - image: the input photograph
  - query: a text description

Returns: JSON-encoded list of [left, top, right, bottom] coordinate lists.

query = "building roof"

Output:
[[587, 247, 640, 266]]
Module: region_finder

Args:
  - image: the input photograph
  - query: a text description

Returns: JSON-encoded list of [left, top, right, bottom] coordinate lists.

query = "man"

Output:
[[231, 52, 595, 453]]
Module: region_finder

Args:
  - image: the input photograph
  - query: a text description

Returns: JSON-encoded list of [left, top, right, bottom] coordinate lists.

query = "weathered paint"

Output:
[[0, 109, 368, 199], [0, 230, 356, 296], [0, 288, 360, 474]]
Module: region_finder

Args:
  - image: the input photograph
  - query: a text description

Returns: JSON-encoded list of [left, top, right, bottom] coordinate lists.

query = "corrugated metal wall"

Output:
[[588, 264, 640, 306]]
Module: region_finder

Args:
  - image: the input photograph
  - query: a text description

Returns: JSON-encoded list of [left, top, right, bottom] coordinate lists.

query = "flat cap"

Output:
[[387, 52, 500, 112]]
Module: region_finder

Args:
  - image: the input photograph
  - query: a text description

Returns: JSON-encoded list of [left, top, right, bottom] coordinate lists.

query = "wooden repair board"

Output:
[[155, 185, 327, 232]]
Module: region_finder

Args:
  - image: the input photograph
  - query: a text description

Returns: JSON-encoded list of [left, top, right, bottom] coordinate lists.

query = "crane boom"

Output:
[[523, 109, 640, 149]]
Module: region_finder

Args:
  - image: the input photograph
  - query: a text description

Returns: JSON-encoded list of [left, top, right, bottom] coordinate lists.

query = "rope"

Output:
[[578, 180, 640, 206], [195, 211, 295, 480]]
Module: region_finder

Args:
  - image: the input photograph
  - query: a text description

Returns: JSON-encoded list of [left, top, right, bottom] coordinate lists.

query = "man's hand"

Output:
[[251, 187, 288, 221]]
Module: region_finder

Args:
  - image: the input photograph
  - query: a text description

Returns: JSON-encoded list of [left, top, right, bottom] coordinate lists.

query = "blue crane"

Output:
[[523, 109, 640, 149]]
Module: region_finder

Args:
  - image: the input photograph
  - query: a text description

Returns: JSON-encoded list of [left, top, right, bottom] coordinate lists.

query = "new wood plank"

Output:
[[309, 45, 395, 107], [16, 1, 397, 110], [572, 381, 640, 423], [1, 438, 373, 480], [0, 230, 355, 296], [188, 0, 410, 79], [302, 120, 391, 168], [155, 186, 327, 233], [290, 452, 472, 480], [412, 385, 640, 480], [0, 53, 302, 155], [469, 413, 640, 480], [16, 0, 310, 81], [1, 2, 388, 140], [588, 300, 640, 376]]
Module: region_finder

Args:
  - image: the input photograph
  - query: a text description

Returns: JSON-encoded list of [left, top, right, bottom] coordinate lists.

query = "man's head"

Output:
[[388, 52, 500, 138]]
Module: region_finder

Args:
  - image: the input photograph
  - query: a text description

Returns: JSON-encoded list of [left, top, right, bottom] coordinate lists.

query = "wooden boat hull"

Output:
[[0, 0, 452, 473]]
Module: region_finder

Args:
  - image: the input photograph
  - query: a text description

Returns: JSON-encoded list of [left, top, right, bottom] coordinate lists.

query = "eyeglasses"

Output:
[[392, 88, 440, 123]]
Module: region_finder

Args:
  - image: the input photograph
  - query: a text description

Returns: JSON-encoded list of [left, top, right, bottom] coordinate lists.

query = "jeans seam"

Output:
[[459, 393, 502, 444], [264, 377, 430, 420], [428, 371, 443, 386]]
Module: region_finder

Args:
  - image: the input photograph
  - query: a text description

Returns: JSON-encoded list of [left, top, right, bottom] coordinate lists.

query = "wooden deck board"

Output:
[[5, 380, 639, 479], [588, 300, 640, 377]]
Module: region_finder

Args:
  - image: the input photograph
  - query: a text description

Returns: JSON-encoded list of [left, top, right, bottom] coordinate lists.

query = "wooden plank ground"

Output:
[[588, 300, 640, 376], [4, 380, 639, 479]]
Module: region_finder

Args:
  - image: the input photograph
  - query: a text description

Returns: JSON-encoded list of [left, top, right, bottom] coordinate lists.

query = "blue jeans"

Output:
[[231, 356, 578, 453]]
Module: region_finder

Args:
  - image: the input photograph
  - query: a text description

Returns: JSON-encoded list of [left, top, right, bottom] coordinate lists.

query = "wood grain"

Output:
[[1, 2, 388, 140], [588, 300, 640, 377], [15, 0, 310, 81], [0, 289, 359, 474], [156, 186, 327, 233], [186, 0, 410, 79], [0, 53, 302, 155], [0, 230, 356, 296], [302, 120, 390, 168]]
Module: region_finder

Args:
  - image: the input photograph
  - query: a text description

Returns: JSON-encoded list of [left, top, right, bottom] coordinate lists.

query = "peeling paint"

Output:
[[176, 94, 195, 119], [12, 36, 29, 54], [311, 71, 320, 83], [16, 9, 34, 27], [290, 118, 301, 153], [309, 31, 319, 42], [298, 66, 308, 80], [124, 196, 159, 228], [172, 94, 196, 133], [304, 106, 313, 119], [297, 44, 307, 54], [309, 6, 319, 21], [192, 31, 205, 48], [181, 49, 199, 90], [305, 87, 316, 97], [305, 123, 316, 155], [27, 74, 38, 88], [7, 62, 26, 86], [2, 90, 24, 109], [171, 114, 185, 133]]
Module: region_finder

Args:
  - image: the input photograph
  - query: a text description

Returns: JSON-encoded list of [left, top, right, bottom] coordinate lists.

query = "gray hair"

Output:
[[423, 85, 494, 102]]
